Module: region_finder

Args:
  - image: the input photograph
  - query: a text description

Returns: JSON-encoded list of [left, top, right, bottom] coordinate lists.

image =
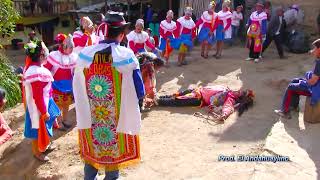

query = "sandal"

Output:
[[204, 54, 209, 59], [34, 153, 50, 162], [181, 61, 188, 65], [45, 143, 56, 153]]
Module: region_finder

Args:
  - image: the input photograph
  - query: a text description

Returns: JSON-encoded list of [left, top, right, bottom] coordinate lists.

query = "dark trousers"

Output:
[[84, 163, 119, 180], [249, 38, 260, 59], [263, 34, 284, 58], [281, 78, 311, 113]]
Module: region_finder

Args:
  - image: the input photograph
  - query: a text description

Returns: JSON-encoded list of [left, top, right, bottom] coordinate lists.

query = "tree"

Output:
[[0, 0, 20, 39]]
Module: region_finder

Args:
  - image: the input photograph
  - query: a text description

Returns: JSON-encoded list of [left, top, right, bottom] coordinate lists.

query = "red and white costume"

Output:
[[44, 49, 77, 107], [160, 20, 178, 40], [214, 10, 232, 39], [196, 11, 217, 31], [72, 30, 99, 54], [175, 17, 196, 38], [44, 51, 77, 80], [24, 63, 53, 129], [126, 31, 155, 54]]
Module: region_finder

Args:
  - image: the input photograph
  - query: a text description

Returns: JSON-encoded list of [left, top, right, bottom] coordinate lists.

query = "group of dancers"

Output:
[[19, 1, 320, 179]]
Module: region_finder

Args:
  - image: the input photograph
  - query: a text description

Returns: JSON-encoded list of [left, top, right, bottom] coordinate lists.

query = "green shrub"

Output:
[[0, 53, 22, 108]]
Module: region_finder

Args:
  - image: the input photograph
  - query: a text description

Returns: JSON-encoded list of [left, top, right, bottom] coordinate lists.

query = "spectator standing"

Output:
[[262, 7, 286, 59], [231, 5, 244, 45]]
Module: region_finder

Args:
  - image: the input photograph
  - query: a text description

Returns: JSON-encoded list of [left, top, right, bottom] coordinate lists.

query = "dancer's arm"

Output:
[[31, 81, 48, 115]]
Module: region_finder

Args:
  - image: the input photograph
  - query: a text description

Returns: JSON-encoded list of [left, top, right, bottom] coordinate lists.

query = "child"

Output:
[[23, 41, 60, 161], [145, 28, 155, 52], [149, 13, 160, 47], [0, 88, 13, 145], [275, 39, 320, 118], [231, 5, 243, 45]]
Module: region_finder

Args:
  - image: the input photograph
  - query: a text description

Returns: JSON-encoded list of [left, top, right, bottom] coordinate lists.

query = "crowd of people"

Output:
[[0, 0, 319, 180]]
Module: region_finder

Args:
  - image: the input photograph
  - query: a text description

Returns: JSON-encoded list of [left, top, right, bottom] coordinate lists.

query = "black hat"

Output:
[[312, 39, 320, 48], [103, 11, 130, 28]]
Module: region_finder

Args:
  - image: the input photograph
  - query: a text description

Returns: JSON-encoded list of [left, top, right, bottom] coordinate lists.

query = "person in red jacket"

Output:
[[212, 1, 232, 58], [172, 6, 196, 66], [44, 34, 77, 131], [73, 16, 98, 54], [23, 41, 60, 161], [126, 19, 156, 54], [0, 88, 13, 145], [196, 1, 217, 59]]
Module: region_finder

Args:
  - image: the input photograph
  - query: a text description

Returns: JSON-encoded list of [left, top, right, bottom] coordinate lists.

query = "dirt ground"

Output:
[[0, 43, 318, 180]]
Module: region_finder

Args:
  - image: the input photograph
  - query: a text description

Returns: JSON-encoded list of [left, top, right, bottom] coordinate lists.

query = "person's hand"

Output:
[[222, 29, 226, 33], [41, 112, 50, 122], [216, 115, 226, 122], [209, 31, 214, 36]]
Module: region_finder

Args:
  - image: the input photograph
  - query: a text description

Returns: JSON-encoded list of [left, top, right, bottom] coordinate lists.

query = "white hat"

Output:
[[136, 19, 144, 27], [80, 16, 93, 29], [184, 6, 193, 15], [167, 10, 174, 18]]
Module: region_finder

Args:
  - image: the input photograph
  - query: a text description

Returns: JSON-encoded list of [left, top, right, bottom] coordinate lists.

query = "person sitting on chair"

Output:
[[274, 39, 320, 119]]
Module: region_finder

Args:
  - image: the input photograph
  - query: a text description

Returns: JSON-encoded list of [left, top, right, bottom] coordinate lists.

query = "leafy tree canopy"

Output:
[[0, 0, 20, 38]]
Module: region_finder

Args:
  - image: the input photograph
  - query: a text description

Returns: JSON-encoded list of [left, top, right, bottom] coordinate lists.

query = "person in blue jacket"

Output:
[[275, 39, 320, 119]]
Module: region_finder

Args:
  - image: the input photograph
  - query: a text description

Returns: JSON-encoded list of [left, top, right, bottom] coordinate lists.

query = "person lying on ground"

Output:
[[275, 39, 320, 119], [157, 85, 255, 121], [0, 88, 13, 145]]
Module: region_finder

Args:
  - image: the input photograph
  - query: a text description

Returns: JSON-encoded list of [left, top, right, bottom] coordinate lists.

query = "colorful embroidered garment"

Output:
[[74, 41, 143, 171]]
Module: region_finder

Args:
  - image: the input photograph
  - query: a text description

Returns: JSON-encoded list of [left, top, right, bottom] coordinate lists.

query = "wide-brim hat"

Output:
[[103, 11, 130, 28]]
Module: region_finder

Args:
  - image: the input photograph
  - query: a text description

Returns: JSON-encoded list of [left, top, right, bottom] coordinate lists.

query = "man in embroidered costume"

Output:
[[196, 1, 217, 59], [274, 39, 320, 119], [73, 16, 98, 54], [212, 0, 232, 59], [159, 10, 177, 66], [126, 19, 156, 54], [73, 12, 145, 179], [44, 34, 78, 131], [246, 2, 268, 63], [157, 85, 254, 121], [23, 41, 61, 162], [172, 7, 196, 66]]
